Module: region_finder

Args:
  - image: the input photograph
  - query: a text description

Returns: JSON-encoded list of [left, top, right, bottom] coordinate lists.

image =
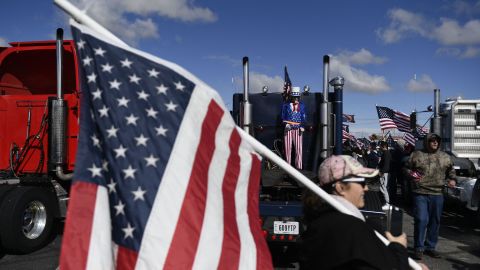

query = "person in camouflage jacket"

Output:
[[404, 133, 456, 260]]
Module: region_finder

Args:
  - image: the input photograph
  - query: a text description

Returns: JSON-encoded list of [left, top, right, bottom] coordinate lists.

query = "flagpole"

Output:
[[236, 128, 421, 270], [54, 0, 128, 46]]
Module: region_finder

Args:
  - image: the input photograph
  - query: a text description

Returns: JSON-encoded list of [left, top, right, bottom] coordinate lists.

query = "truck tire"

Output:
[[0, 186, 56, 254]]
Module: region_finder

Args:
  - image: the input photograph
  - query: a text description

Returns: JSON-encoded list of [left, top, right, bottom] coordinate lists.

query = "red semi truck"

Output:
[[0, 29, 80, 254]]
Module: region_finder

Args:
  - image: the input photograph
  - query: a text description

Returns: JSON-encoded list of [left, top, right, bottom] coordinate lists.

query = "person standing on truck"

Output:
[[300, 155, 415, 270], [378, 141, 392, 208], [281, 86, 306, 169], [404, 133, 456, 260]]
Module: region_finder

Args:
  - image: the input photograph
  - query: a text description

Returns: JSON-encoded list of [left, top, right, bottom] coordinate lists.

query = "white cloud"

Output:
[[376, 9, 430, 44], [377, 8, 480, 58], [72, 0, 217, 43], [436, 46, 480, 58], [233, 72, 283, 94], [433, 19, 480, 46], [204, 55, 239, 67], [330, 49, 390, 93], [452, 0, 480, 16], [407, 74, 437, 92], [462, 46, 480, 58], [336, 48, 387, 65], [0, 37, 8, 47], [120, 0, 217, 22]]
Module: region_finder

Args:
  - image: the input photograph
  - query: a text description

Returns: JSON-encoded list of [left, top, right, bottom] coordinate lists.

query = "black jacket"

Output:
[[378, 149, 392, 173], [299, 205, 409, 270]]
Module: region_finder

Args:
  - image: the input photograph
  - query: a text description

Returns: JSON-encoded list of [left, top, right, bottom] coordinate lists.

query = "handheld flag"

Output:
[[59, 20, 272, 270], [403, 132, 416, 146]]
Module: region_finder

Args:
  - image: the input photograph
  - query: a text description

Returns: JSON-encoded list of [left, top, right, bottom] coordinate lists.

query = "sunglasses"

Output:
[[350, 181, 367, 188], [335, 180, 367, 188]]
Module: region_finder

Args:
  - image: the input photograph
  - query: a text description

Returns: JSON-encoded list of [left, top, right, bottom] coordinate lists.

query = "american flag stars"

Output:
[[94, 47, 106, 57], [156, 84, 168, 95], [120, 58, 132, 68], [71, 27, 195, 251], [101, 63, 113, 73], [87, 163, 102, 178], [147, 68, 159, 78], [82, 55, 92, 66]]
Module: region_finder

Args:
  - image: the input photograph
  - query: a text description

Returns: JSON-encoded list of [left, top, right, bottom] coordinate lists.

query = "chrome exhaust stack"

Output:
[[431, 89, 442, 135], [49, 28, 73, 180], [242, 57, 252, 134], [312, 55, 332, 172]]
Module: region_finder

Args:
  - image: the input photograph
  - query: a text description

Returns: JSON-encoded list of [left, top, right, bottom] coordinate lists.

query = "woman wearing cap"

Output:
[[299, 155, 414, 270]]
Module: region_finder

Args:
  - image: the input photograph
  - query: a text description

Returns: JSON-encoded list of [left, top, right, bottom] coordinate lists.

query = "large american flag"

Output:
[[59, 20, 272, 270], [393, 110, 410, 133], [376, 106, 397, 130], [376, 105, 411, 132]]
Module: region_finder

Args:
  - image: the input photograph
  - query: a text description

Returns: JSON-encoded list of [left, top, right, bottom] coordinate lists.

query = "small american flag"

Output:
[[59, 20, 272, 270], [416, 125, 428, 137], [403, 132, 416, 146], [386, 133, 396, 148], [342, 124, 354, 143], [357, 138, 371, 149], [342, 114, 355, 123], [282, 66, 292, 100]]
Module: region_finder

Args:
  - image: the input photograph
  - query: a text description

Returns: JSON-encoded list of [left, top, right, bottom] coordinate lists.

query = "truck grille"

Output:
[[450, 102, 480, 158]]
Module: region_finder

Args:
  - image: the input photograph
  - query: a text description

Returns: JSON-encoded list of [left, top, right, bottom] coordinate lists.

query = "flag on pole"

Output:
[[376, 105, 412, 132], [386, 133, 396, 148], [59, 20, 272, 270], [342, 124, 354, 143], [393, 110, 410, 133], [403, 132, 416, 146], [342, 114, 355, 123], [376, 106, 397, 130], [416, 125, 428, 137], [282, 66, 292, 100]]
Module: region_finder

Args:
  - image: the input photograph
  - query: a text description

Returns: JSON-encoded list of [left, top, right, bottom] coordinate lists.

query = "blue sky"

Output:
[[1, 0, 479, 137]]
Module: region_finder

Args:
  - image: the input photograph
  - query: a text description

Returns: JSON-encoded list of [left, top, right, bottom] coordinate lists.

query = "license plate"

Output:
[[273, 221, 299, 235]]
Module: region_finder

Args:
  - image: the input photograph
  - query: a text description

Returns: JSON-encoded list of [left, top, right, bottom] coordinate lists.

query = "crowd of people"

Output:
[[343, 137, 415, 207], [298, 132, 457, 269]]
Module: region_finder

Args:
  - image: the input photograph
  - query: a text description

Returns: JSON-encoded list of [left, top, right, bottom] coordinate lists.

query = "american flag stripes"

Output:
[[393, 110, 410, 133], [342, 124, 353, 143], [416, 125, 428, 137], [59, 20, 272, 270], [403, 132, 416, 146]]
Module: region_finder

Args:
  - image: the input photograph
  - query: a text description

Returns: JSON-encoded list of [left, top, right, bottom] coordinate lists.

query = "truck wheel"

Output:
[[0, 186, 56, 254]]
